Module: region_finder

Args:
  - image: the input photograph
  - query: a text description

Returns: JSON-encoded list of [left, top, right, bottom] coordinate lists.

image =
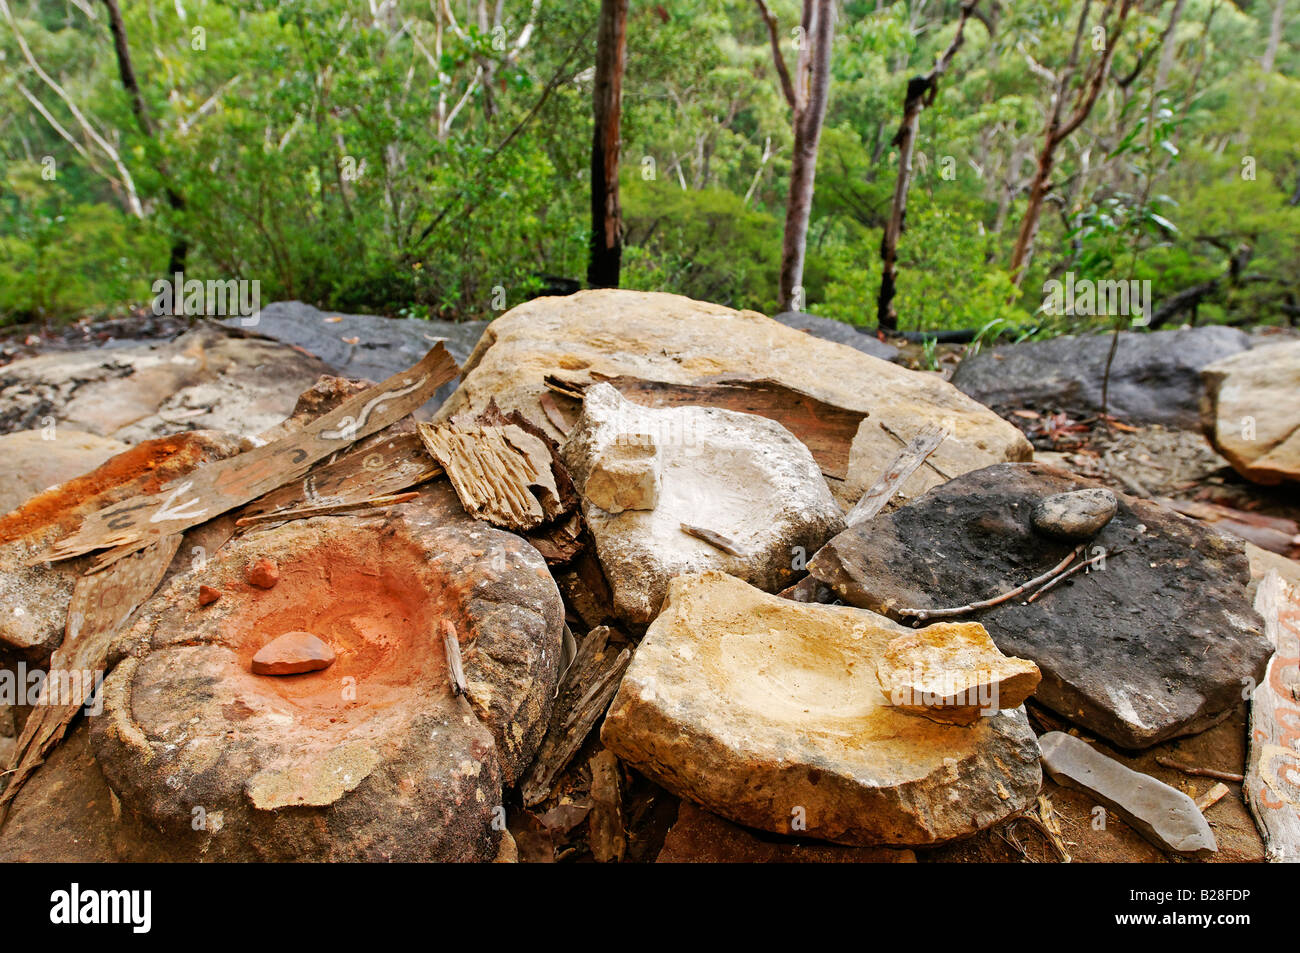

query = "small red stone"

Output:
[[251, 631, 336, 676], [198, 585, 222, 606], [246, 558, 280, 589]]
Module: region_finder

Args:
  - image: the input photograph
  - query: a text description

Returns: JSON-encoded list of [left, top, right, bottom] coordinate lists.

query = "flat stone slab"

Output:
[[0, 324, 331, 443], [951, 325, 1250, 428], [770, 311, 900, 362], [562, 384, 843, 626], [1040, 731, 1217, 856], [0, 430, 128, 515], [225, 301, 489, 409], [600, 571, 1042, 846], [92, 489, 563, 861], [437, 289, 1030, 508], [809, 462, 1272, 748], [1201, 339, 1300, 484]]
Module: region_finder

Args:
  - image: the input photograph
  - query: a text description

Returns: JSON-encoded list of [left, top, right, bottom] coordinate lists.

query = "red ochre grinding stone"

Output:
[[251, 631, 336, 676]]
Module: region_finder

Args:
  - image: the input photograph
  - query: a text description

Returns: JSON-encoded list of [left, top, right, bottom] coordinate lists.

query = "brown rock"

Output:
[[251, 631, 336, 675], [246, 558, 279, 589], [197, 585, 222, 606], [0, 430, 128, 515], [657, 802, 917, 863], [876, 623, 1040, 725]]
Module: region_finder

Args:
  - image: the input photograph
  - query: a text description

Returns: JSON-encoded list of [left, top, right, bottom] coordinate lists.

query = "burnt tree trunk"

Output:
[[877, 1, 978, 331], [587, 0, 629, 289], [102, 0, 187, 276]]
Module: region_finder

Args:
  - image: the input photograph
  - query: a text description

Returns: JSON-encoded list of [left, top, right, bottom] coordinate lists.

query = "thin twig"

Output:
[[1155, 756, 1243, 783], [895, 547, 1083, 621], [1027, 547, 1123, 603]]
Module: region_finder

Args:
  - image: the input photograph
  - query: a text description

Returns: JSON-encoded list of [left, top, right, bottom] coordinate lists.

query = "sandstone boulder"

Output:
[[562, 385, 843, 626], [92, 490, 564, 861], [600, 572, 1042, 846], [951, 325, 1250, 428], [1200, 339, 1300, 484], [0, 324, 331, 443], [438, 290, 1030, 507], [810, 462, 1272, 748], [0, 430, 128, 515]]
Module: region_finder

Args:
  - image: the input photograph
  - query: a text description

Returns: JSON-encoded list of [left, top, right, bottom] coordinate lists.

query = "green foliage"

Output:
[[0, 0, 1296, 335]]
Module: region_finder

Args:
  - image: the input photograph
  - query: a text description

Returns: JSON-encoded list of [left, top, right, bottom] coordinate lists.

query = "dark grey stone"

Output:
[[950, 326, 1250, 428], [1040, 731, 1217, 855], [772, 311, 900, 362], [808, 461, 1271, 749], [225, 301, 489, 407]]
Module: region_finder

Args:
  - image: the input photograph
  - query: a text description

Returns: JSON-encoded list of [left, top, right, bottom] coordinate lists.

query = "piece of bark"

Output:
[[539, 392, 572, 435], [545, 373, 868, 481], [418, 421, 563, 531], [238, 430, 441, 523], [587, 749, 626, 862], [442, 619, 468, 697], [846, 425, 947, 527], [1158, 497, 1299, 557], [43, 344, 458, 564], [521, 626, 632, 806], [0, 533, 181, 825], [234, 491, 418, 526], [1245, 571, 1300, 862]]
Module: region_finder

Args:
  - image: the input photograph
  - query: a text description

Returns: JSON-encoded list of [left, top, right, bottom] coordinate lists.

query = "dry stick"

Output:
[[845, 425, 948, 527], [894, 546, 1083, 621], [442, 619, 468, 697], [1195, 782, 1231, 813], [1155, 756, 1244, 783], [233, 491, 419, 526], [1026, 547, 1121, 604], [877, 421, 954, 480]]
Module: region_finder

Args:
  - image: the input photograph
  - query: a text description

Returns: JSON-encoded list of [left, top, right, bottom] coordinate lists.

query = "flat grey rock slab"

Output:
[[771, 311, 900, 361], [809, 461, 1272, 748], [951, 326, 1249, 428], [1040, 731, 1217, 856], [226, 301, 489, 407]]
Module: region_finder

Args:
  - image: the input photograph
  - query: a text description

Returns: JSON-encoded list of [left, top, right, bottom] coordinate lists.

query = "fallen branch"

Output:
[[895, 547, 1083, 621]]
